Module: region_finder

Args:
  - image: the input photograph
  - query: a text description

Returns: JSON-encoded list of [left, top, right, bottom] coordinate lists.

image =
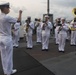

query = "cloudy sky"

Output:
[[0, 0, 76, 21]]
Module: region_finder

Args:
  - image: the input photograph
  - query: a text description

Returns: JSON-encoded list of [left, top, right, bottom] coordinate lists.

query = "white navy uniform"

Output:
[[58, 23, 69, 52], [23, 22, 27, 41], [66, 23, 70, 40], [41, 21, 53, 50], [0, 13, 17, 75], [35, 21, 42, 43], [70, 21, 76, 45], [13, 22, 20, 47], [26, 22, 34, 48], [54, 23, 60, 44]]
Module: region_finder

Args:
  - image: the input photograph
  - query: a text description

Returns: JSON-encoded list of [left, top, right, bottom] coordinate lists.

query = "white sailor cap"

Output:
[[0, 2, 10, 9], [57, 18, 61, 21], [61, 18, 65, 20], [45, 15, 49, 18]]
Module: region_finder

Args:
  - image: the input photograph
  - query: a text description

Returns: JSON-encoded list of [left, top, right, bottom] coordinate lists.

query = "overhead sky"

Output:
[[0, 0, 76, 21]]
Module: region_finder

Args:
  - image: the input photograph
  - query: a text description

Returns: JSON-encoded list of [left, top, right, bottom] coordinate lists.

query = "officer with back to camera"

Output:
[[0, 2, 22, 75]]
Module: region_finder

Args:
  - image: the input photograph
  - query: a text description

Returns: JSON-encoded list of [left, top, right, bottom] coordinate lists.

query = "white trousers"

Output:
[[13, 30, 19, 46], [70, 31, 76, 45], [18, 29, 20, 41], [55, 27, 59, 44], [37, 31, 42, 43], [66, 31, 70, 40], [42, 31, 50, 49], [0, 36, 13, 75], [55, 31, 59, 44], [58, 33, 67, 51], [26, 33, 33, 48]]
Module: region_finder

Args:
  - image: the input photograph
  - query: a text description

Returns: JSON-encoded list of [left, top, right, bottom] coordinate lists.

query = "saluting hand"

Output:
[[19, 10, 22, 14], [17, 10, 22, 22]]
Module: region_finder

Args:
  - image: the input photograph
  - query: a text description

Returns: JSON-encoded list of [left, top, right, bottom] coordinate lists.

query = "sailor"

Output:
[[35, 18, 42, 43], [54, 18, 61, 44], [13, 21, 20, 47], [25, 17, 34, 49], [41, 15, 53, 51], [58, 18, 69, 53], [70, 17, 76, 45], [0, 2, 22, 75], [23, 20, 28, 42], [66, 21, 71, 41]]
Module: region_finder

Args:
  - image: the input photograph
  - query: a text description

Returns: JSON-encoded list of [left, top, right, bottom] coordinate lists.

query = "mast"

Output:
[[47, 0, 50, 15]]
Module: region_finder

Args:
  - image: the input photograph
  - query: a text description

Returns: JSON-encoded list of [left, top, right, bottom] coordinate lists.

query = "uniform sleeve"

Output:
[[23, 23, 26, 30], [41, 23, 44, 28], [47, 22, 53, 29], [62, 25, 69, 31], [14, 23, 20, 30], [35, 21, 40, 28], [29, 22, 34, 29], [5, 15, 17, 23]]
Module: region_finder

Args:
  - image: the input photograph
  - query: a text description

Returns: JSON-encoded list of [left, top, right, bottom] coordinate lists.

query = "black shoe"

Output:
[[29, 48, 32, 49], [26, 47, 29, 49], [58, 51, 62, 52], [15, 46, 18, 48], [36, 42, 41, 44], [62, 51, 65, 53], [45, 49, 48, 51], [26, 47, 32, 49], [70, 45, 76, 46], [42, 49, 45, 51]]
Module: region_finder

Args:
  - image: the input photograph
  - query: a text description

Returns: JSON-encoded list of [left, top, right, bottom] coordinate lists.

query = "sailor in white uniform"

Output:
[[70, 17, 76, 45], [25, 17, 34, 49], [54, 19, 58, 39], [58, 18, 69, 52], [23, 20, 28, 42], [54, 18, 61, 44], [35, 18, 42, 43], [0, 2, 22, 75], [41, 15, 53, 51], [13, 22, 20, 47]]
